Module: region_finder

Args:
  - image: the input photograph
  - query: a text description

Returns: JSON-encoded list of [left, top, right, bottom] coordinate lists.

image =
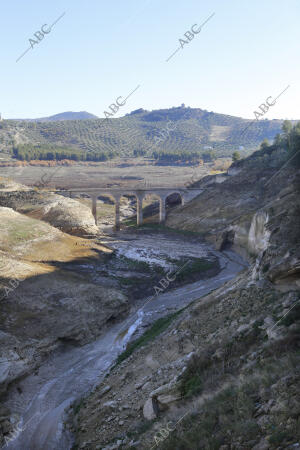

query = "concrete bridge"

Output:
[[63, 187, 203, 230]]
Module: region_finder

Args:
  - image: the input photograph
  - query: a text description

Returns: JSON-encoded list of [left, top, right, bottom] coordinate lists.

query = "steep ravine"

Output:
[[1, 233, 246, 449]]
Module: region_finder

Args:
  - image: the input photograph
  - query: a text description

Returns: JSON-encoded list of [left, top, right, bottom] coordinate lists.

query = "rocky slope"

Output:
[[73, 147, 300, 449]]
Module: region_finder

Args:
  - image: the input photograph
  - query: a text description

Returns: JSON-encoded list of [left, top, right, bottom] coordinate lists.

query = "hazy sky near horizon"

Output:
[[1, 0, 299, 120]]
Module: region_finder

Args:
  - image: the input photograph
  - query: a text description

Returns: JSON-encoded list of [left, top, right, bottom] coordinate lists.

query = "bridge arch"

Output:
[[165, 191, 185, 206], [142, 192, 165, 224], [90, 193, 119, 228], [94, 191, 141, 230], [118, 193, 139, 229]]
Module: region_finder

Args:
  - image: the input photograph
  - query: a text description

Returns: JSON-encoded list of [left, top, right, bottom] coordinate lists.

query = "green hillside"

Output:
[[0, 106, 286, 162]]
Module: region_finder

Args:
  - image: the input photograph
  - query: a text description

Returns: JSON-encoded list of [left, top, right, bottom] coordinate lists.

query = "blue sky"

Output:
[[0, 0, 299, 120]]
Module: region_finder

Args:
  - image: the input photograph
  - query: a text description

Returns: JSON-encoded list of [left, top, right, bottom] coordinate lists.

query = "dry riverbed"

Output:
[[1, 228, 246, 450], [57, 229, 221, 304]]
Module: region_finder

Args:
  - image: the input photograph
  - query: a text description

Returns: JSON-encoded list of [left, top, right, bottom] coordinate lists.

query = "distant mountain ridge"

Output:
[[12, 111, 99, 122]]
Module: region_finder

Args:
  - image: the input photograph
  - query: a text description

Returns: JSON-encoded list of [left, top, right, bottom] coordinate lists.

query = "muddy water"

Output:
[[3, 231, 246, 449]]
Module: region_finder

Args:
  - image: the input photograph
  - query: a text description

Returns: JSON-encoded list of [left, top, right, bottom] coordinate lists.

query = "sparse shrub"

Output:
[[269, 430, 289, 445], [179, 350, 213, 398], [180, 373, 203, 398], [262, 263, 270, 273]]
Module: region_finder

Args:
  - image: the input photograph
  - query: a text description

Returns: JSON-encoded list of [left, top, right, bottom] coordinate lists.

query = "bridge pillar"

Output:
[[181, 195, 185, 206], [136, 194, 144, 226], [115, 198, 120, 231], [92, 196, 97, 225], [159, 196, 166, 223]]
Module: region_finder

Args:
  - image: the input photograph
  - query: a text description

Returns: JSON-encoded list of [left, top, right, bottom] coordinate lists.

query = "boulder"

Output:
[[143, 398, 158, 420], [150, 380, 181, 405], [102, 401, 118, 412], [98, 385, 111, 398], [36, 195, 98, 237]]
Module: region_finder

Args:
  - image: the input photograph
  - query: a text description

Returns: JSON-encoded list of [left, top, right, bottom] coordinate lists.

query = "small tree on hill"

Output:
[[232, 151, 241, 162], [282, 120, 293, 150], [274, 133, 282, 147], [282, 120, 293, 136], [260, 138, 269, 150]]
